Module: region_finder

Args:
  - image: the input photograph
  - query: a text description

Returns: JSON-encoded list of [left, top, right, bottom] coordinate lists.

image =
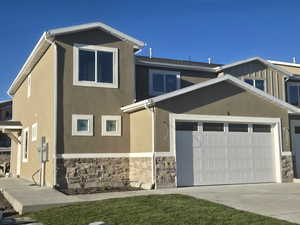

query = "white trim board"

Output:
[[121, 74, 300, 113], [269, 60, 300, 68], [57, 152, 154, 159], [168, 114, 283, 183]]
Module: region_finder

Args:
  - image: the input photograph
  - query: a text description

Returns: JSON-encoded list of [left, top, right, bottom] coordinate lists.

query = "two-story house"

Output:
[[4, 22, 300, 190], [0, 100, 12, 165]]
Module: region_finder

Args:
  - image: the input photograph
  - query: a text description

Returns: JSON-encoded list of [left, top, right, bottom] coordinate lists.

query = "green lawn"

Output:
[[28, 194, 295, 225]]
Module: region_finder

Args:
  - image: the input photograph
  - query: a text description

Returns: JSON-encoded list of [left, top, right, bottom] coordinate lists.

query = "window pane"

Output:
[[255, 80, 265, 91], [176, 122, 198, 131], [77, 119, 89, 132], [289, 86, 298, 106], [97, 51, 113, 83], [253, 124, 271, 133], [244, 79, 254, 86], [79, 50, 95, 81], [106, 120, 117, 132], [295, 127, 300, 134], [203, 123, 224, 132], [152, 73, 164, 92], [166, 75, 177, 92], [229, 123, 248, 132]]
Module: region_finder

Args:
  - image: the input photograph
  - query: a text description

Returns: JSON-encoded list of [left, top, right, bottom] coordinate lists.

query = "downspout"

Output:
[[144, 100, 156, 189], [45, 33, 58, 187]]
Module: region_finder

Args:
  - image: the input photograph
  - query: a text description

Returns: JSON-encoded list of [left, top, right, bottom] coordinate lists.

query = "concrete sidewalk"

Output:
[[2, 178, 300, 224]]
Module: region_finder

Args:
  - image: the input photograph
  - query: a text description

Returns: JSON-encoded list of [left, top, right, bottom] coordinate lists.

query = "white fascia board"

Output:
[[136, 60, 218, 73], [7, 32, 50, 96], [269, 60, 300, 68], [47, 22, 145, 48], [218, 57, 293, 77], [0, 99, 12, 104], [121, 74, 300, 113]]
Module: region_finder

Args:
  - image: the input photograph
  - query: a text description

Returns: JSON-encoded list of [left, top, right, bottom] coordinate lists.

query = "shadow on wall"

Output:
[[159, 81, 245, 114], [56, 45, 65, 155]]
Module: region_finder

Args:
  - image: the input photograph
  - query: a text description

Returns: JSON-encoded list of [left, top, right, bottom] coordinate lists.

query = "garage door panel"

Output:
[[176, 121, 277, 186]]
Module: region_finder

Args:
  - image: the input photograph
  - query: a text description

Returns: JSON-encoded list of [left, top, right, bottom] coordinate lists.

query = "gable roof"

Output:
[[8, 22, 145, 96], [121, 74, 300, 113], [216, 57, 294, 77], [47, 22, 145, 48]]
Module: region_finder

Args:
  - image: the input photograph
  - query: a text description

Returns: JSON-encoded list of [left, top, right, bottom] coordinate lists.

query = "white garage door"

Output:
[[176, 121, 277, 186]]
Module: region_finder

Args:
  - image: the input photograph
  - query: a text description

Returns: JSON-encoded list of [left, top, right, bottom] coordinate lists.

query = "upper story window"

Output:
[[149, 69, 180, 96], [244, 79, 265, 91], [287, 82, 300, 106], [73, 44, 118, 88]]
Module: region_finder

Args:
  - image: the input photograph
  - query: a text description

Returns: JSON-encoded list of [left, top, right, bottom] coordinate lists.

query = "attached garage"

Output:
[[171, 115, 282, 187]]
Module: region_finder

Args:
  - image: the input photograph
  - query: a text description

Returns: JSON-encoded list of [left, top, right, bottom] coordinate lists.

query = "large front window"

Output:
[[149, 70, 180, 96], [74, 44, 118, 88], [288, 82, 300, 106]]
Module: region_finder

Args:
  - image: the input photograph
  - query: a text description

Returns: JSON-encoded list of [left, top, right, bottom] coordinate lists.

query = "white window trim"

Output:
[[22, 127, 29, 163], [72, 114, 94, 136], [32, 123, 38, 142], [149, 69, 181, 96], [27, 74, 31, 98], [102, 115, 122, 136], [244, 78, 266, 92], [287, 82, 300, 106], [73, 44, 118, 88]]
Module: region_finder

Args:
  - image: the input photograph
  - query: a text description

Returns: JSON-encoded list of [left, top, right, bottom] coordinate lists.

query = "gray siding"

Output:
[[223, 60, 287, 101]]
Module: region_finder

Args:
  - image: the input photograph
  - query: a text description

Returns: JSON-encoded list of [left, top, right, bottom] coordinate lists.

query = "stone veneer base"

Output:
[[56, 153, 295, 191], [57, 157, 153, 190]]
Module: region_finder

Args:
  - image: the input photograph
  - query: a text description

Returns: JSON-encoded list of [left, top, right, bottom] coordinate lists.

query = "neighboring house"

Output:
[[3, 22, 300, 190], [0, 100, 12, 164]]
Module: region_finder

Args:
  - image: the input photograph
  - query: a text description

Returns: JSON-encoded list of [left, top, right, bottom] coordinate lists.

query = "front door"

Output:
[[291, 120, 300, 178]]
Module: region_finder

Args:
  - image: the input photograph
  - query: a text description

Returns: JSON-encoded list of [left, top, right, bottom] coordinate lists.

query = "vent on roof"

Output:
[[293, 57, 297, 64]]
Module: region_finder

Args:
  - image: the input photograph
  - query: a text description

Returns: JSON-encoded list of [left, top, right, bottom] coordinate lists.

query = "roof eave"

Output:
[[136, 60, 218, 73], [7, 32, 50, 96]]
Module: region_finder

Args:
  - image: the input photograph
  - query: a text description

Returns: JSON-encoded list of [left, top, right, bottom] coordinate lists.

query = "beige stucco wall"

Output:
[[55, 29, 135, 154], [10, 45, 55, 186], [222, 60, 287, 101], [276, 64, 300, 75], [130, 109, 152, 153], [154, 81, 290, 153]]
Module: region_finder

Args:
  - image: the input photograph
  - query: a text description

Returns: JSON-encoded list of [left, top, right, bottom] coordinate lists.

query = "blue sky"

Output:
[[1, 0, 300, 100]]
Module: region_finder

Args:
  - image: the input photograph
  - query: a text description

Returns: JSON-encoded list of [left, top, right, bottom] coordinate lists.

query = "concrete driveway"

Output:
[[1, 178, 300, 223], [173, 183, 300, 224]]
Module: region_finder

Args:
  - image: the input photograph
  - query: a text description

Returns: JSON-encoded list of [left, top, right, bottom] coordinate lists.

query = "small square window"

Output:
[[77, 119, 89, 132], [102, 115, 121, 136], [72, 114, 93, 136]]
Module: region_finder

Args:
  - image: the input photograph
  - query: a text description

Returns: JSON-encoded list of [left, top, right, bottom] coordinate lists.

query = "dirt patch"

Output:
[[57, 186, 142, 195], [0, 191, 17, 217]]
